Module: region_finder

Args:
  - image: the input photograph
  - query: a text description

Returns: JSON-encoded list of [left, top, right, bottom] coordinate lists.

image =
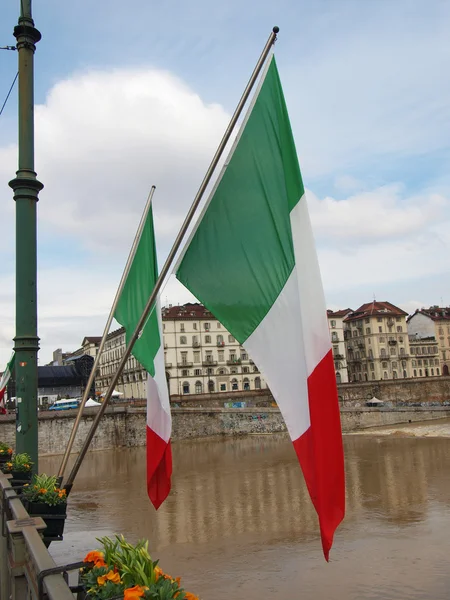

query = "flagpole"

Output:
[[64, 26, 280, 491], [57, 186, 156, 480]]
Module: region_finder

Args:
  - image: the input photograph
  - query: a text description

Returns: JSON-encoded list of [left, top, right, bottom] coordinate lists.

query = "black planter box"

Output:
[[0, 452, 12, 466], [24, 500, 67, 540]]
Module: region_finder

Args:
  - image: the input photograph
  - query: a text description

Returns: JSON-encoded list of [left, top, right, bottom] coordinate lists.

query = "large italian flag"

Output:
[[176, 55, 345, 559], [114, 206, 172, 509]]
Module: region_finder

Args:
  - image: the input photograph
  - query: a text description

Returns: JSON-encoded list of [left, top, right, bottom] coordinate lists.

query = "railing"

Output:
[[227, 359, 241, 365], [0, 473, 75, 599], [333, 354, 344, 360], [177, 362, 193, 367], [165, 362, 173, 368], [202, 360, 218, 366], [192, 342, 200, 348]]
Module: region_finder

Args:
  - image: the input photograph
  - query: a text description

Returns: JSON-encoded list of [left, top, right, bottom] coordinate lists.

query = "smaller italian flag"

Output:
[[0, 353, 14, 414], [114, 206, 172, 509]]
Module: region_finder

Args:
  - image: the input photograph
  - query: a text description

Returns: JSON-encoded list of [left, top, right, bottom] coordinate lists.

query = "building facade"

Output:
[[344, 301, 411, 381], [407, 306, 450, 376], [327, 309, 352, 384], [162, 303, 266, 396], [408, 335, 440, 378]]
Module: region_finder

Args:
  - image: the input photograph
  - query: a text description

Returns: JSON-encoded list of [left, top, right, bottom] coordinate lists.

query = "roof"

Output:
[[82, 336, 102, 344], [162, 302, 216, 321], [344, 301, 408, 322], [407, 306, 450, 322], [327, 308, 353, 318]]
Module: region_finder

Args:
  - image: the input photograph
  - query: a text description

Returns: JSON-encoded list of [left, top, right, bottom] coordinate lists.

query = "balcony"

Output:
[[217, 341, 225, 347], [165, 362, 172, 368], [227, 359, 241, 365], [357, 342, 364, 349], [203, 360, 218, 366], [192, 341, 200, 348], [333, 354, 344, 360], [177, 362, 193, 368], [388, 340, 397, 346]]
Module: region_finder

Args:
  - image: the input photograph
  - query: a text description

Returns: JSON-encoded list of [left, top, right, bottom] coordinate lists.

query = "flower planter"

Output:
[[24, 500, 67, 540], [0, 452, 12, 466]]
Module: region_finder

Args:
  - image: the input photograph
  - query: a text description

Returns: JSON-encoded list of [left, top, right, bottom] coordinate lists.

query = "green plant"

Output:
[[3, 452, 33, 473], [22, 474, 67, 506], [0, 442, 12, 455], [81, 536, 198, 600]]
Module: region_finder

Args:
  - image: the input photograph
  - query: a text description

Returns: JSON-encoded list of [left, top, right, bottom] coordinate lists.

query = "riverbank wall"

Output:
[[1, 404, 450, 455]]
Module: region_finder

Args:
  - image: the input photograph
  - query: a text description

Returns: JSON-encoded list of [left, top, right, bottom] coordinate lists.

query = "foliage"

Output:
[[3, 453, 33, 473], [0, 442, 12, 455], [22, 474, 67, 506], [81, 535, 199, 600]]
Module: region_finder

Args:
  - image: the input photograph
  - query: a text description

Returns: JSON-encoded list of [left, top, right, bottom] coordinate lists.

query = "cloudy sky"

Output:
[[1, 0, 450, 365]]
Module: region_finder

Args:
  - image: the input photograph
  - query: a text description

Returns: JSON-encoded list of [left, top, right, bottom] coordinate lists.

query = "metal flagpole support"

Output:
[[9, 0, 43, 470], [58, 186, 156, 481], [64, 26, 280, 491]]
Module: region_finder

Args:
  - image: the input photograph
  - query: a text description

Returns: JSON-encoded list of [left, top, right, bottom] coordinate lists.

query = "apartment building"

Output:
[[162, 303, 266, 396], [327, 309, 352, 384], [344, 301, 411, 381], [408, 335, 440, 378], [407, 306, 450, 376]]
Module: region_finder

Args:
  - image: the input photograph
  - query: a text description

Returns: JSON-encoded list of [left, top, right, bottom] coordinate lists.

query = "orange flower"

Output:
[[39, 488, 47, 494], [154, 565, 164, 581], [124, 585, 148, 599], [83, 550, 106, 568], [97, 569, 121, 586], [7, 448, 12, 454], [184, 593, 200, 600]]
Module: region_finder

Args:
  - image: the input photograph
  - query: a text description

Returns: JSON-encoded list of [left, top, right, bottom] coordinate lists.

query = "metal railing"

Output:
[[0, 472, 74, 599]]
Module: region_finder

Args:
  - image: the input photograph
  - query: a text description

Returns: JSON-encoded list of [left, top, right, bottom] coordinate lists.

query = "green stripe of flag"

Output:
[[114, 206, 160, 377], [176, 56, 304, 342]]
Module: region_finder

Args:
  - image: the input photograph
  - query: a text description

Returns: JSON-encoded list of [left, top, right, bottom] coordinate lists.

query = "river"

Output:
[[42, 422, 450, 599]]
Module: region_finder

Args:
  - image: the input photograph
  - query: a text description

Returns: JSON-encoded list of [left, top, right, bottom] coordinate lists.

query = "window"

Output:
[[204, 323, 210, 331], [218, 350, 224, 361], [382, 361, 388, 368], [207, 368, 214, 375], [400, 348, 405, 356], [414, 369, 417, 377], [182, 369, 189, 377], [217, 335, 224, 346], [383, 371, 388, 379], [366, 328, 371, 334], [195, 381, 202, 394], [254, 377, 261, 389], [331, 332, 339, 342], [330, 320, 336, 328], [380, 348, 386, 358], [243, 378, 250, 390], [431, 368, 434, 375], [392, 361, 398, 369], [208, 380, 215, 392], [180, 336, 187, 345], [390, 347, 396, 355], [193, 323, 197, 330], [180, 323, 185, 332], [437, 368, 440, 375], [181, 351, 188, 363], [205, 335, 211, 343], [194, 351, 200, 363], [182, 382, 190, 394], [399, 336, 403, 343], [230, 367, 238, 374], [419, 369, 423, 376], [205, 353, 213, 363], [370, 363, 374, 371], [243, 366, 250, 373], [194, 369, 202, 376], [241, 352, 248, 360], [379, 327, 382, 332], [365, 318, 370, 324], [228, 335, 235, 343], [230, 352, 237, 362], [336, 372, 341, 384], [353, 330, 358, 337], [220, 383, 227, 391], [377, 317, 382, 322], [379, 337, 385, 343], [368, 338, 371, 345], [231, 378, 238, 391], [218, 368, 226, 375]]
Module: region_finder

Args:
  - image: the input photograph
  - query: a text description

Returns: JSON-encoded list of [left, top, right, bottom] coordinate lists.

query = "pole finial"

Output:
[[273, 26, 280, 34]]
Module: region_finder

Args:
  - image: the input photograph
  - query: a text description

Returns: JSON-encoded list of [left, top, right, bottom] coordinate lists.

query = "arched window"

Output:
[[243, 378, 250, 390], [231, 378, 238, 391], [180, 336, 187, 345], [419, 369, 423, 376], [364, 373, 368, 381], [403, 370, 407, 378], [336, 372, 341, 384], [208, 380, 215, 392], [383, 371, 388, 379], [414, 369, 417, 377], [393, 371, 397, 379], [371, 372, 375, 380], [431, 368, 434, 375], [182, 381, 190, 394], [218, 368, 226, 375], [437, 368, 440, 375], [195, 381, 202, 394], [254, 377, 261, 389]]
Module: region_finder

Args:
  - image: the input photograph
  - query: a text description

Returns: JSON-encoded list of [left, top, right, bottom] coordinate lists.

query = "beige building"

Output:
[[95, 327, 147, 398], [162, 303, 266, 396], [408, 335, 440, 378], [407, 306, 450, 376], [344, 301, 411, 381], [327, 309, 352, 384]]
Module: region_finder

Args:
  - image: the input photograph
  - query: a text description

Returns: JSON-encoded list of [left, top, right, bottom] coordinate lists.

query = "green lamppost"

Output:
[[9, 0, 43, 470]]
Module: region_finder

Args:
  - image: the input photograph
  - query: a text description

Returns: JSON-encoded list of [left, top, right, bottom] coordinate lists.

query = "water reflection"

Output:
[[43, 433, 450, 600]]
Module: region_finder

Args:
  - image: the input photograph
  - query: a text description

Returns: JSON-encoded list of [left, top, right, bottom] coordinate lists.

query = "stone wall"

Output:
[[1, 402, 450, 456]]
